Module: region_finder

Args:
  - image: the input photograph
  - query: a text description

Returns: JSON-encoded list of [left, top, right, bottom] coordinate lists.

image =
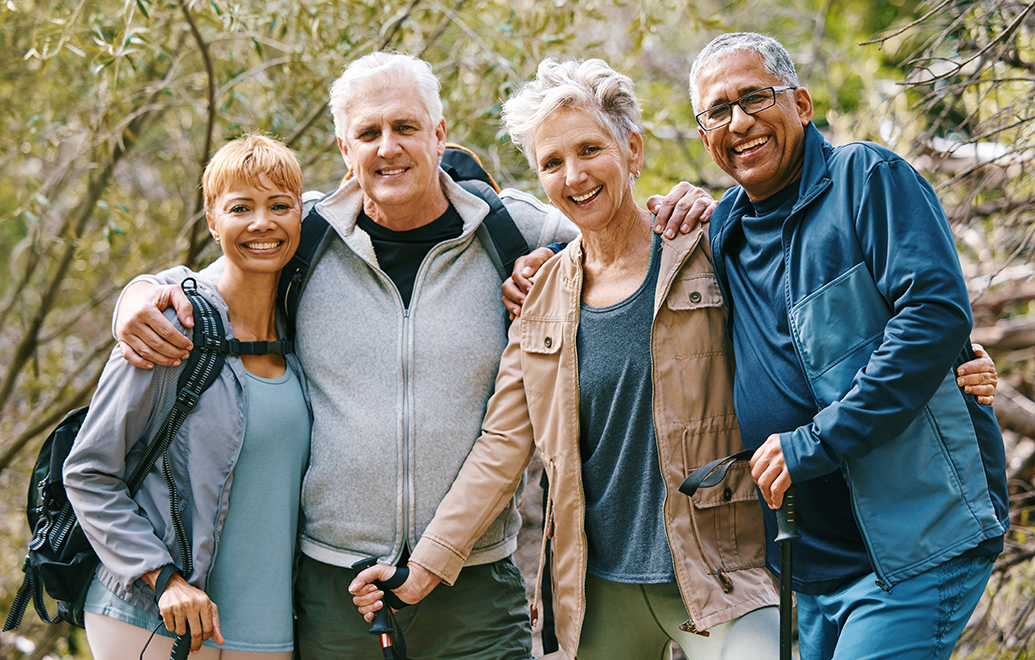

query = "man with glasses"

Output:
[[691, 32, 1008, 659]]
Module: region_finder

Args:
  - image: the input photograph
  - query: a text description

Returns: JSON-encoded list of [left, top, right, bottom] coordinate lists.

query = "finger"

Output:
[[199, 600, 215, 642], [145, 305, 194, 355], [770, 471, 792, 510], [118, 341, 155, 370], [160, 604, 176, 634], [956, 356, 994, 376], [645, 195, 662, 216], [190, 610, 203, 652], [503, 297, 521, 319], [501, 281, 526, 317], [964, 384, 995, 398], [121, 342, 180, 368], [210, 602, 224, 646], [700, 199, 717, 222], [975, 395, 994, 405], [678, 198, 712, 235]]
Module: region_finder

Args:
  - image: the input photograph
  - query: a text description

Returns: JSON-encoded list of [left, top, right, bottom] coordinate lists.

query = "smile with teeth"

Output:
[[571, 186, 602, 203], [245, 240, 283, 251], [379, 167, 408, 175], [734, 136, 769, 154]]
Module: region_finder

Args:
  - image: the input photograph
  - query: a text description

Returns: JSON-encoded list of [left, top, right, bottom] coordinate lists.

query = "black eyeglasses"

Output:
[[695, 86, 797, 131]]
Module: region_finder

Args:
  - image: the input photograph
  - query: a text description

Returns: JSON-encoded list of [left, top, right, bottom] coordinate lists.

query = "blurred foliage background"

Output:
[[1, 0, 1032, 657]]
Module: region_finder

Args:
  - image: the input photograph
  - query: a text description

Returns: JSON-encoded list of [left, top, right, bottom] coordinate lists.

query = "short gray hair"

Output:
[[502, 58, 641, 169], [689, 33, 799, 113], [328, 52, 444, 141]]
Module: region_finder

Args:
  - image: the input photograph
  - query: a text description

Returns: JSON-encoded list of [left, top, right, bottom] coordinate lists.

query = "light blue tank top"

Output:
[[85, 362, 310, 651]]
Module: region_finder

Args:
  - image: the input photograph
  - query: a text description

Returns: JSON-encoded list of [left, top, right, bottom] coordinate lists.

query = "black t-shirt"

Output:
[[356, 204, 464, 308]]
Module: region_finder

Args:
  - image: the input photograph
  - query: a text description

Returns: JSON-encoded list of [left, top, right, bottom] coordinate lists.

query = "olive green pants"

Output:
[[296, 554, 532, 660], [576, 573, 780, 660]]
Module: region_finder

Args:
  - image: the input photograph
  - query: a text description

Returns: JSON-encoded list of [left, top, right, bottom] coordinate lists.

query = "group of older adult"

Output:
[[70, 29, 1005, 660]]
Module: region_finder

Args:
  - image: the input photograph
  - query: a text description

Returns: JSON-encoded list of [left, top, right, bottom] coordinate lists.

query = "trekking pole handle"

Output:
[[170, 623, 190, 660], [774, 484, 801, 543]]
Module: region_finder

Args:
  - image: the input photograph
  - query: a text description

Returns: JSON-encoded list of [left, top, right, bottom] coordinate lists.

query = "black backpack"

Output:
[[2, 278, 291, 631], [277, 144, 530, 340]]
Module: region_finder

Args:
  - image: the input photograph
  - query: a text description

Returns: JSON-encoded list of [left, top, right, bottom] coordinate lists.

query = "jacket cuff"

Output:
[[781, 424, 839, 482], [410, 535, 468, 586]]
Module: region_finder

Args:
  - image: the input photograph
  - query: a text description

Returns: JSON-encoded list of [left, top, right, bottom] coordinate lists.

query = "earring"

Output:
[[634, 170, 641, 179]]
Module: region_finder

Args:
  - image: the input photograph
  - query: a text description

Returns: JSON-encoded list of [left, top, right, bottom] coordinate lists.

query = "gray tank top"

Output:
[[577, 234, 675, 583]]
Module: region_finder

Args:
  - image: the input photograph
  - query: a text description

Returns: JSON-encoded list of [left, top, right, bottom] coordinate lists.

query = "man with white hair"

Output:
[[690, 32, 1008, 659], [113, 52, 711, 659]]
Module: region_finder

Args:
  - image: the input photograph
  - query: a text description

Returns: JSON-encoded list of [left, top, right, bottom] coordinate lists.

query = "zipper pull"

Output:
[[679, 617, 711, 637]]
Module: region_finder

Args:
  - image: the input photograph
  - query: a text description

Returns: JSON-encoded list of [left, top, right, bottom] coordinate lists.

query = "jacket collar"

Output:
[[710, 121, 833, 259], [553, 222, 707, 314], [312, 169, 493, 265]]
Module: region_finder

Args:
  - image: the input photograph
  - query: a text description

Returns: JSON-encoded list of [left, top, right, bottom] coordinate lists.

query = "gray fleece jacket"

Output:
[[133, 171, 576, 569]]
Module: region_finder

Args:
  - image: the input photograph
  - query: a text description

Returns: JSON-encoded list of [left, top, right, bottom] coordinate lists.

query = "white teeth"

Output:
[[380, 168, 406, 175], [247, 241, 281, 250], [734, 137, 768, 154], [572, 186, 602, 202]]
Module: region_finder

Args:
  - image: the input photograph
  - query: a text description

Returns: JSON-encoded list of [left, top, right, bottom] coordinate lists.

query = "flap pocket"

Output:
[[521, 320, 564, 355], [666, 273, 724, 311], [689, 461, 757, 508]]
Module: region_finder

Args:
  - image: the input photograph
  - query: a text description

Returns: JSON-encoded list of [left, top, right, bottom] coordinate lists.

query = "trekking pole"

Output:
[[774, 484, 800, 660], [169, 623, 190, 660], [352, 557, 411, 660], [679, 450, 801, 658]]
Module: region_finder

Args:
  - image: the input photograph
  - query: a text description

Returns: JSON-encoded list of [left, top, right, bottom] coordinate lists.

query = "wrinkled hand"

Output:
[[115, 282, 194, 369], [750, 434, 793, 510], [502, 247, 556, 320], [645, 181, 717, 239], [152, 571, 223, 652], [349, 563, 441, 623], [957, 343, 997, 405]]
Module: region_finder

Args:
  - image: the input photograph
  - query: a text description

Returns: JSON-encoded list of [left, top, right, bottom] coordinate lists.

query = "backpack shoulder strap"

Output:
[[123, 278, 227, 494], [278, 204, 333, 342], [441, 146, 529, 282], [460, 179, 529, 282]]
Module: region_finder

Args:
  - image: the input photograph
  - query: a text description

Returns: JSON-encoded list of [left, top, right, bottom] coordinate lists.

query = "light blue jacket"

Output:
[[66, 278, 311, 614], [710, 123, 1009, 589]]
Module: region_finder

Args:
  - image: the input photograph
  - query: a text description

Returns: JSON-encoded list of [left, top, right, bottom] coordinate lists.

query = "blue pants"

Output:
[[796, 555, 994, 660]]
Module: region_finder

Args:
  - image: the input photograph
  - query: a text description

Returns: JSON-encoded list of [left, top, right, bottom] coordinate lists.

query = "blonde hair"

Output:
[[202, 134, 303, 212]]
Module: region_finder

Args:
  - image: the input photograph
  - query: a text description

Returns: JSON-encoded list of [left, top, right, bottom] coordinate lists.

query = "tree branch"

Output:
[[179, 0, 218, 269]]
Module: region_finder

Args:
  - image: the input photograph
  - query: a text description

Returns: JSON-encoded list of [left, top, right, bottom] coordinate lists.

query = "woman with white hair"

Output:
[[351, 57, 782, 660]]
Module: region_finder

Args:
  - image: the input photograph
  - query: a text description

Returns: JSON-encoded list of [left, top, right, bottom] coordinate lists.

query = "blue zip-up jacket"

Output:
[[710, 122, 1009, 589]]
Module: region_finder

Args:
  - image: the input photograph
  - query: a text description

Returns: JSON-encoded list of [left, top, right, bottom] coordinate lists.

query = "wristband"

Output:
[[153, 564, 180, 608]]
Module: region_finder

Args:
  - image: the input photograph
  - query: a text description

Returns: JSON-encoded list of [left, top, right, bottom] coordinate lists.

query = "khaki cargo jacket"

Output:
[[411, 225, 778, 655]]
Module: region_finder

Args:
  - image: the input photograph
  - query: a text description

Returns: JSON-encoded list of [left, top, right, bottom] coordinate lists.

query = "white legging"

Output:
[[84, 612, 292, 660]]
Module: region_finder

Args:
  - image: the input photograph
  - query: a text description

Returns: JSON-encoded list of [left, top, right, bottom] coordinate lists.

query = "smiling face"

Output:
[[696, 50, 813, 201], [206, 174, 301, 277], [533, 106, 644, 234], [338, 83, 447, 226]]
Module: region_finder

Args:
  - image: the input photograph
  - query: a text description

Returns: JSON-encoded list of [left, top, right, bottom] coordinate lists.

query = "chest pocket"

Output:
[[666, 273, 724, 311], [520, 318, 565, 354]]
